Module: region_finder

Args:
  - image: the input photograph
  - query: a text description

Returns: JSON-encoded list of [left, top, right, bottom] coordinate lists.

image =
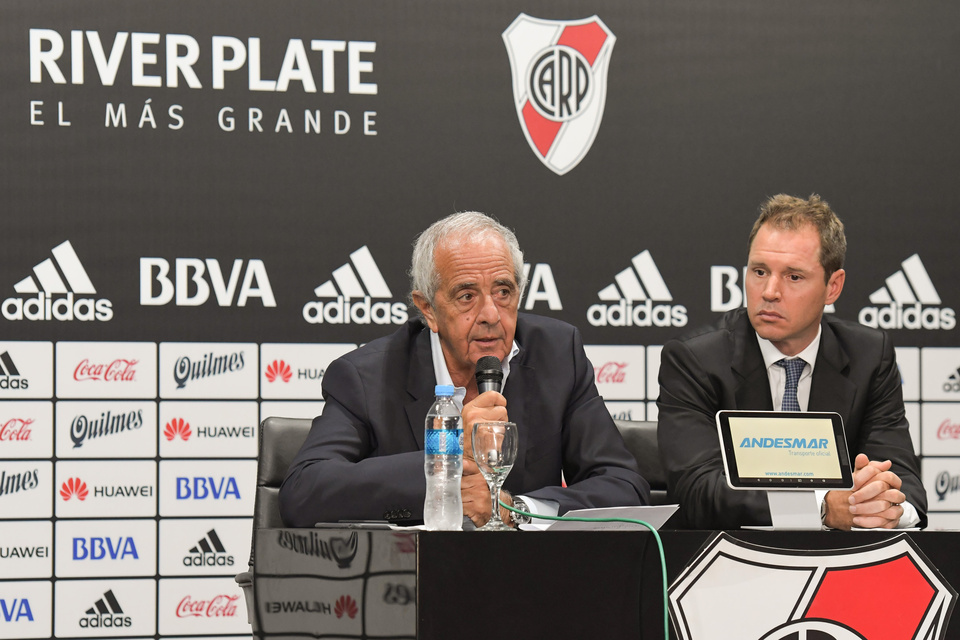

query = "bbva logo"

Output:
[[176, 476, 241, 500]]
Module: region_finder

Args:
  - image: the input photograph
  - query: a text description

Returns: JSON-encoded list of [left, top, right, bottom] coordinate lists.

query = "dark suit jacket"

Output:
[[280, 313, 649, 526], [657, 308, 926, 530]]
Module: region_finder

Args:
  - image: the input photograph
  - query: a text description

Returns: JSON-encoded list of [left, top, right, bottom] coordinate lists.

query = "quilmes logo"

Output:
[[859, 254, 955, 330], [0, 598, 34, 622], [276, 529, 359, 570], [140, 257, 276, 307], [0, 468, 40, 498], [0, 352, 28, 390], [587, 250, 688, 327], [2, 240, 112, 321], [70, 409, 143, 448], [173, 350, 245, 389], [183, 528, 234, 567], [935, 471, 960, 502], [303, 246, 407, 325], [80, 590, 131, 629], [265, 359, 292, 383], [503, 14, 615, 175]]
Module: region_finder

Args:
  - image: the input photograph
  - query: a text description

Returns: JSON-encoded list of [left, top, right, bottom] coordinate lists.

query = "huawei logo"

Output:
[[334, 595, 358, 619], [265, 360, 292, 383], [60, 477, 88, 501], [164, 418, 192, 441]]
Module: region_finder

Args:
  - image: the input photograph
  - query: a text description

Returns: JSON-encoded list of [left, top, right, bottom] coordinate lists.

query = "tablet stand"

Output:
[[766, 490, 821, 530]]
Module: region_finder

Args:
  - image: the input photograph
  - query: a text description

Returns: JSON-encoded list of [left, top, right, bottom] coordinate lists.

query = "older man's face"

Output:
[[415, 235, 520, 385]]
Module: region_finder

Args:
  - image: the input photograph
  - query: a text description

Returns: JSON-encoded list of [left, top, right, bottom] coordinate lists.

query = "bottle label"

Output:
[[424, 429, 463, 455]]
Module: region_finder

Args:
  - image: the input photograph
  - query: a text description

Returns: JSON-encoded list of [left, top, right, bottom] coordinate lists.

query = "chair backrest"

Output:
[[613, 419, 669, 505], [253, 416, 312, 532]]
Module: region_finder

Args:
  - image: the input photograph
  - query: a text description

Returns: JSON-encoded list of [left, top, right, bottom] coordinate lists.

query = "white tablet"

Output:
[[716, 410, 854, 491]]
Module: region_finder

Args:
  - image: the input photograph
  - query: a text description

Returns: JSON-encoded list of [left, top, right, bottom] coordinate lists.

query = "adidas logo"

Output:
[[183, 528, 234, 567], [858, 254, 955, 330], [944, 369, 960, 394], [2, 240, 113, 321], [80, 590, 131, 629], [302, 246, 408, 325], [0, 351, 28, 390], [587, 250, 688, 327]]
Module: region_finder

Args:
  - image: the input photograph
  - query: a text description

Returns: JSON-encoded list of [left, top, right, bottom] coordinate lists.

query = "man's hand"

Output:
[[461, 460, 516, 527], [461, 390, 508, 462], [823, 453, 905, 530]]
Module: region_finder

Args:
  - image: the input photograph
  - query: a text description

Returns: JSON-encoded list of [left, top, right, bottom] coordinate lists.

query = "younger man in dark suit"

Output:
[[658, 194, 925, 530]]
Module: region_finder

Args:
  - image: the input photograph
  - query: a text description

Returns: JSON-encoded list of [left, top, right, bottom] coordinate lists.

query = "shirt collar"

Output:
[[429, 330, 520, 407], [756, 323, 822, 372]]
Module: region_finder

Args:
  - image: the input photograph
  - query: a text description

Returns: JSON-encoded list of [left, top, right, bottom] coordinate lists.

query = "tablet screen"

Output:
[[716, 410, 854, 490]]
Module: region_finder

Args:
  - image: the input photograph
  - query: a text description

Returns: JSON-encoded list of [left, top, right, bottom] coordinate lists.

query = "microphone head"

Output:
[[475, 356, 503, 393]]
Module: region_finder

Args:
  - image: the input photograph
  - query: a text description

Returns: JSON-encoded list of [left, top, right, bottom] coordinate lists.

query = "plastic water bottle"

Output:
[[423, 384, 463, 530]]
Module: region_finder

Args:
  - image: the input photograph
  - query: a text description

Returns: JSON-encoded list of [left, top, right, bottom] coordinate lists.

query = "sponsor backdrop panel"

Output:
[[1, 1, 960, 639]]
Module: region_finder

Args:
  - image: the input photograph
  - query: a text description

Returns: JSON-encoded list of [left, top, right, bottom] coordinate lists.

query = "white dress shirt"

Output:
[[429, 331, 559, 521]]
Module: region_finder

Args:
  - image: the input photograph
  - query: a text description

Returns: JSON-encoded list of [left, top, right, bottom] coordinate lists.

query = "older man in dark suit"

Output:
[[280, 211, 647, 528], [658, 194, 925, 530]]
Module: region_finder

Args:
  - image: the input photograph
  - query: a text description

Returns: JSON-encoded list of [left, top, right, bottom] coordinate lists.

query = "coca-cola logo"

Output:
[[73, 359, 138, 382], [937, 420, 960, 440], [176, 594, 239, 618], [595, 362, 628, 384], [0, 418, 33, 441]]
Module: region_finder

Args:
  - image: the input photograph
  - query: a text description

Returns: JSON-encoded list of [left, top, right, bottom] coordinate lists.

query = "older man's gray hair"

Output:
[[409, 211, 526, 312]]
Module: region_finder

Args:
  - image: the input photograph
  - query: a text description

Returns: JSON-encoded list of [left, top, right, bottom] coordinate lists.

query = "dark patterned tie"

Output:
[[776, 358, 805, 412]]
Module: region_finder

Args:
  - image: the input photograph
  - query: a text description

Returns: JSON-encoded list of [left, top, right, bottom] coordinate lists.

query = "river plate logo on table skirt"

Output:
[[502, 14, 616, 176], [669, 532, 956, 640]]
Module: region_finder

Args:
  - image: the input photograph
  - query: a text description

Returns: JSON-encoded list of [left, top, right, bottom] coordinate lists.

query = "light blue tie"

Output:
[[776, 358, 805, 412]]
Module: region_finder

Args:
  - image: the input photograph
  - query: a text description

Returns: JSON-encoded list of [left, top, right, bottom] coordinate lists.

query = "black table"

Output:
[[249, 528, 959, 639]]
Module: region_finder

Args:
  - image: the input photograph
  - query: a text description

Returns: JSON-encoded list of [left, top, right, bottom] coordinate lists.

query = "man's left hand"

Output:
[[461, 459, 514, 527], [824, 453, 905, 530]]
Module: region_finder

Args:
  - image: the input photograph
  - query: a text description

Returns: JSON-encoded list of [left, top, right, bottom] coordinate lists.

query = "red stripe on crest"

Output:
[[557, 21, 607, 66], [804, 555, 935, 640], [522, 101, 562, 157]]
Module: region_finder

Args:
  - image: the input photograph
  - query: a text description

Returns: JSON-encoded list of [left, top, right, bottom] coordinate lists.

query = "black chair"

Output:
[[235, 416, 312, 632], [613, 419, 669, 505]]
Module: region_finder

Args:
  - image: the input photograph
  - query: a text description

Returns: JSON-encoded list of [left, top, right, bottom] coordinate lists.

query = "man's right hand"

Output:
[[461, 390, 508, 461]]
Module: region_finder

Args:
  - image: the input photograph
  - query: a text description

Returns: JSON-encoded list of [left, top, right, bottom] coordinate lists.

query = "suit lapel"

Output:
[[405, 326, 436, 450], [502, 343, 531, 475], [808, 320, 855, 416], [732, 312, 775, 410]]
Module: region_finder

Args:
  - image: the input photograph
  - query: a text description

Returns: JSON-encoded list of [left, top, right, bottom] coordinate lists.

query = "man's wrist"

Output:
[[508, 495, 532, 527]]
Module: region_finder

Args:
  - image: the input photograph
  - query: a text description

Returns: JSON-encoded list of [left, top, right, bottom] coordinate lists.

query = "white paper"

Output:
[[521, 505, 679, 531]]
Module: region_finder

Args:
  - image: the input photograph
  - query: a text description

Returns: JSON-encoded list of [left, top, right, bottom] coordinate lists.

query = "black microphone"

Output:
[[475, 356, 503, 394]]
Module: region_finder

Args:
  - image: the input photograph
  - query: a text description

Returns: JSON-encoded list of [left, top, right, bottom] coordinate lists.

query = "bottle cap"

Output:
[[434, 384, 455, 396]]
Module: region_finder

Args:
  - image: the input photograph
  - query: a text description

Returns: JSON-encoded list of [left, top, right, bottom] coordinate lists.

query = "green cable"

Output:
[[500, 500, 670, 639]]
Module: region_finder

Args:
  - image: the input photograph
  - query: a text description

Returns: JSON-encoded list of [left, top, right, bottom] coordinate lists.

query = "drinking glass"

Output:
[[471, 421, 518, 531]]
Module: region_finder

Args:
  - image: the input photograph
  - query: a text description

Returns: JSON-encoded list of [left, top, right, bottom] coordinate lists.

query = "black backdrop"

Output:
[[3, 2, 960, 638]]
